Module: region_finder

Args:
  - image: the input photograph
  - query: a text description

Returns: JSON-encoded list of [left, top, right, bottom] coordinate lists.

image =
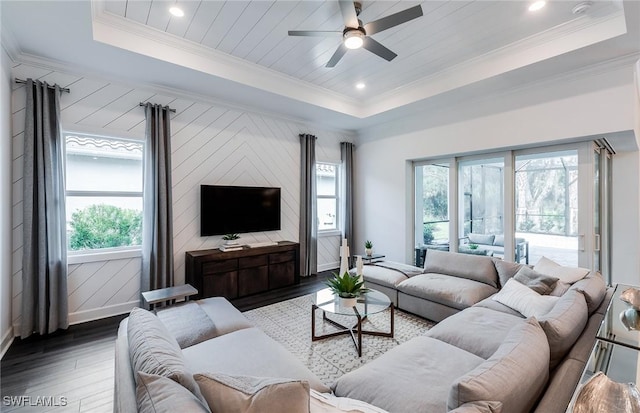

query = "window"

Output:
[[316, 163, 339, 232], [65, 133, 143, 254]]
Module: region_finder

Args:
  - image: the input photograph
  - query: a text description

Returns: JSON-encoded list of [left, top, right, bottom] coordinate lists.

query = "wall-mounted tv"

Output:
[[200, 185, 281, 236]]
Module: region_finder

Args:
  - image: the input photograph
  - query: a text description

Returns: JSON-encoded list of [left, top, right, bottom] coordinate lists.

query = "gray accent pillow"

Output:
[[492, 259, 524, 288], [468, 233, 496, 246], [127, 308, 203, 400], [137, 372, 210, 413], [449, 401, 503, 413], [448, 318, 550, 412], [156, 302, 217, 348], [538, 290, 588, 369], [194, 373, 310, 413], [513, 266, 558, 294]]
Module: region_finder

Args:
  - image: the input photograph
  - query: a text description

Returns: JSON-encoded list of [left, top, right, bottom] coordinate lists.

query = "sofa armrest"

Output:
[[114, 318, 137, 413]]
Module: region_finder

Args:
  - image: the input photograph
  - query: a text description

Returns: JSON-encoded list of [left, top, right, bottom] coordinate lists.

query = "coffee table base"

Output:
[[311, 304, 394, 357]]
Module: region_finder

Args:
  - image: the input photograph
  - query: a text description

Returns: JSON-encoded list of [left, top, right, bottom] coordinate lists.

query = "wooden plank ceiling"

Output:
[[104, 1, 606, 97]]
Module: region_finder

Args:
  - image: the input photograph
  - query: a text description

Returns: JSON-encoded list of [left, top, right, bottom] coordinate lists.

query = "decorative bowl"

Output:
[[620, 287, 640, 310], [620, 308, 640, 331], [573, 372, 640, 413]]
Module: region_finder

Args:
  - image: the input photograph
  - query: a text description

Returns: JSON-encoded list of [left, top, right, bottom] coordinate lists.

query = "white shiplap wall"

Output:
[[11, 62, 349, 332]]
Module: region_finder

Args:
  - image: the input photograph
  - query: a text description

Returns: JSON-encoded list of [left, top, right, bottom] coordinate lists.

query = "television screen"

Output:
[[200, 185, 281, 236]]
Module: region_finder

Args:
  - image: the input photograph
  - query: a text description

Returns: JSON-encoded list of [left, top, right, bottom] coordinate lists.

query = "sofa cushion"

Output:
[[448, 318, 550, 412], [493, 235, 504, 247], [534, 256, 589, 284], [156, 302, 217, 348], [423, 249, 499, 288], [538, 289, 588, 369], [127, 308, 202, 399], [333, 336, 484, 413], [398, 273, 498, 311], [492, 279, 559, 317], [136, 372, 210, 413], [468, 233, 496, 246], [513, 265, 558, 294], [427, 306, 524, 359], [492, 259, 523, 288], [195, 297, 254, 337], [194, 373, 310, 413], [570, 272, 606, 314], [449, 401, 503, 413], [183, 327, 330, 393], [353, 262, 415, 288]]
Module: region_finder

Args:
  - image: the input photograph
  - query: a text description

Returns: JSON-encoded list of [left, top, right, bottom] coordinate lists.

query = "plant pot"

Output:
[[365, 248, 373, 256], [339, 296, 357, 308]]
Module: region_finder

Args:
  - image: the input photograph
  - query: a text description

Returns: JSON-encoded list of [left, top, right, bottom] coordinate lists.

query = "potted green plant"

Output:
[[364, 240, 373, 256], [326, 271, 369, 307], [468, 243, 479, 250], [222, 233, 240, 246]]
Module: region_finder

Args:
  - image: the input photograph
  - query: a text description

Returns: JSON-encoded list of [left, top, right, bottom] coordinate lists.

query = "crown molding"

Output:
[[11, 52, 358, 137], [91, 3, 364, 118], [362, 5, 628, 117]]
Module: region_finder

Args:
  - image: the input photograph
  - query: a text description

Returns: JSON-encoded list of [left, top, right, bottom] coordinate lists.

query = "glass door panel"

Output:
[[514, 150, 578, 266], [458, 158, 504, 258], [415, 163, 450, 265]]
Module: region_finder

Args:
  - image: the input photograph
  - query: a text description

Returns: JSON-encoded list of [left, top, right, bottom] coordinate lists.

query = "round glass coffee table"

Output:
[[311, 288, 394, 357]]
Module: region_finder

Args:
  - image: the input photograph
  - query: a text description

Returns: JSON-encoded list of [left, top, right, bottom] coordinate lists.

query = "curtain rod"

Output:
[[139, 102, 176, 113], [14, 78, 70, 93]]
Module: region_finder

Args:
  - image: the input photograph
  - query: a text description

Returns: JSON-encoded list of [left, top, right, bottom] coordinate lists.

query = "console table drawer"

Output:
[[203, 259, 238, 274], [269, 250, 296, 264], [239, 255, 268, 269]]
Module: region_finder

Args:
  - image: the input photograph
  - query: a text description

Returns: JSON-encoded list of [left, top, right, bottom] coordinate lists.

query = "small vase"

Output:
[[339, 296, 357, 307], [365, 248, 372, 256]]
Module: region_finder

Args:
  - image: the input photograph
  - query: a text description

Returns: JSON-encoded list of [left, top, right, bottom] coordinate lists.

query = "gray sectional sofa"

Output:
[[337, 249, 611, 413], [116, 249, 610, 413]]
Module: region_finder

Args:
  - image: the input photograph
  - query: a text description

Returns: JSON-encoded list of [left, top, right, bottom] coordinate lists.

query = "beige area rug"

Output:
[[243, 294, 433, 386]]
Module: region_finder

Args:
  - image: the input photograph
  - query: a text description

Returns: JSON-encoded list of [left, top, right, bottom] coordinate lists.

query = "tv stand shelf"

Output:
[[185, 241, 300, 301]]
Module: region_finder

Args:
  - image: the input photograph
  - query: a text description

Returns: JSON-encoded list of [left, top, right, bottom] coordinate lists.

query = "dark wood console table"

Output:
[[185, 241, 300, 301]]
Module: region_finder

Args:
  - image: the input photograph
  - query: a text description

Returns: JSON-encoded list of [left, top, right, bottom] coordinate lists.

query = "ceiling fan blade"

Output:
[[288, 30, 342, 37], [364, 5, 423, 35], [362, 37, 397, 61], [326, 44, 348, 68], [338, 0, 359, 28]]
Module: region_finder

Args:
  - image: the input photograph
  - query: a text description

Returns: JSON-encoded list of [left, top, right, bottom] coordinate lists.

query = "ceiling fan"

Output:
[[288, 1, 423, 68]]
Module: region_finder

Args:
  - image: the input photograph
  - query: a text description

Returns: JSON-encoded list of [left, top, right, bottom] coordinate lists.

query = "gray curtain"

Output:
[[299, 134, 317, 277], [341, 142, 355, 253], [141, 103, 174, 303], [21, 79, 68, 338]]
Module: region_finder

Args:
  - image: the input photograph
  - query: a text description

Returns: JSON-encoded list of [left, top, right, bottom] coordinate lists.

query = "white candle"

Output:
[[356, 256, 364, 276]]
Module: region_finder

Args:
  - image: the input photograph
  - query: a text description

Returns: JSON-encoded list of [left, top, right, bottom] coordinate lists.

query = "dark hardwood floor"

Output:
[[0, 271, 331, 412]]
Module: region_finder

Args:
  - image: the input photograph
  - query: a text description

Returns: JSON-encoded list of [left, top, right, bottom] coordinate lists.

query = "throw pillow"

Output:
[[513, 266, 558, 295], [194, 372, 310, 413], [492, 279, 559, 318], [127, 307, 203, 400], [156, 302, 217, 348], [571, 272, 606, 314], [310, 389, 390, 413], [492, 259, 524, 288], [534, 256, 589, 284], [549, 281, 571, 297], [538, 289, 589, 369], [137, 372, 210, 413], [449, 401, 503, 413], [448, 318, 549, 412]]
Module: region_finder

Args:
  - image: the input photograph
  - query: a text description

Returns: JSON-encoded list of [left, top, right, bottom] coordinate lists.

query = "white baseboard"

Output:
[[68, 300, 140, 325], [1, 326, 14, 359], [318, 262, 340, 273]]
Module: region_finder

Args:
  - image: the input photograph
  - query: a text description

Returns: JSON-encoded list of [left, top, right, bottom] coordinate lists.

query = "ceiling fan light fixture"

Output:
[[344, 30, 364, 49]]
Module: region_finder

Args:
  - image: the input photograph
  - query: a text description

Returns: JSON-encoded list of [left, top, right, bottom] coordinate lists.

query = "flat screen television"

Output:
[[200, 185, 281, 236]]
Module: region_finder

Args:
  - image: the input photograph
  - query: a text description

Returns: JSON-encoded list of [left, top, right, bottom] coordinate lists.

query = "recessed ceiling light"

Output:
[[356, 83, 366, 89], [169, 6, 184, 17], [528, 1, 546, 12]]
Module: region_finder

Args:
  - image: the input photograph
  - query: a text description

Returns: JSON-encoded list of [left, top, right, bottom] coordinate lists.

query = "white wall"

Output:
[[355, 63, 639, 286], [10, 60, 351, 334], [1, 46, 14, 356]]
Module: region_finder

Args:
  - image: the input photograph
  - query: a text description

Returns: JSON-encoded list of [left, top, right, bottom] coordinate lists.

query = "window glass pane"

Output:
[[318, 198, 337, 231], [317, 164, 337, 196], [66, 196, 142, 251], [419, 163, 450, 246], [66, 135, 143, 192]]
